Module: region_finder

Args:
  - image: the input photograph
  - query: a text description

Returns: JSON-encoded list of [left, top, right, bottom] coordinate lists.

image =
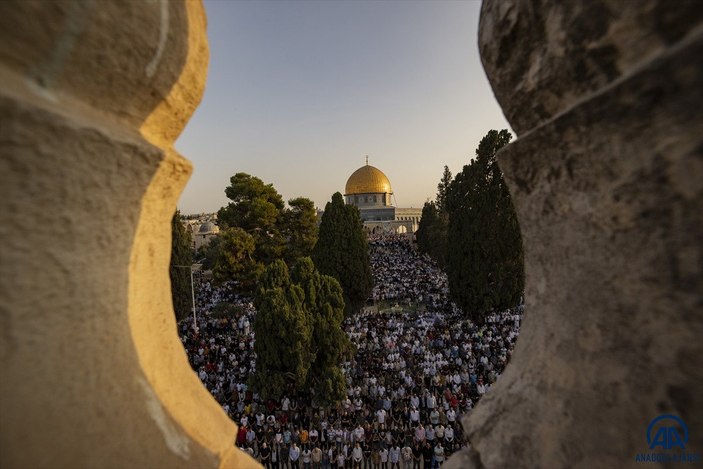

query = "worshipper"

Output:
[[290, 442, 301, 468], [433, 442, 445, 468], [312, 445, 322, 469], [352, 442, 363, 469]]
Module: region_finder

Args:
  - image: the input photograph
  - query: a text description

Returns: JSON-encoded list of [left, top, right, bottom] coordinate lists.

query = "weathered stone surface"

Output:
[[479, 0, 703, 136], [452, 1, 703, 468], [0, 2, 256, 467]]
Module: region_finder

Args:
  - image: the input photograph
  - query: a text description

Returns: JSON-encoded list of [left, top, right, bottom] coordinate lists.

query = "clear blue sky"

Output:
[[175, 0, 511, 214]]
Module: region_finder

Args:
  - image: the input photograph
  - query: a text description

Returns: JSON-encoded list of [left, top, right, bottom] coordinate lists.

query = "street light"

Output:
[[174, 264, 198, 333]]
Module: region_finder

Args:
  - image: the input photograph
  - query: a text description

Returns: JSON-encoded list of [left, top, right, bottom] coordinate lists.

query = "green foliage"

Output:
[[251, 258, 348, 405], [196, 235, 221, 270], [282, 197, 318, 263], [217, 173, 286, 265], [215, 174, 319, 288], [312, 192, 373, 316], [169, 210, 193, 321], [212, 227, 263, 293], [415, 201, 448, 268], [436, 165, 453, 213], [446, 129, 524, 322]]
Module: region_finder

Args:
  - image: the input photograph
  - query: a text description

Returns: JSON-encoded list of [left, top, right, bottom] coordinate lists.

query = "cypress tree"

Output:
[[251, 258, 348, 405], [436, 165, 453, 213], [446, 130, 523, 321], [416, 201, 438, 256], [251, 260, 312, 399], [312, 192, 372, 316], [292, 258, 349, 405], [169, 210, 193, 321]]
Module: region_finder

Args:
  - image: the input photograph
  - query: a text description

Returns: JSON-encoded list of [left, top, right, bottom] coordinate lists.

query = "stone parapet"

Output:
[[0, 1, 256, 467], [446, 1, 703, 468]]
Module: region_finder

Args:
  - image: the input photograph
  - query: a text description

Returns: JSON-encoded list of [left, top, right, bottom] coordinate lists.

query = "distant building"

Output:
[[193, 221, 219, 251], [344, 159, 422, 234]]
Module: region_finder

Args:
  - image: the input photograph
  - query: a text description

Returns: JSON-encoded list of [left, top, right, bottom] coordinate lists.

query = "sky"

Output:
[[175, 0, 512, 214]]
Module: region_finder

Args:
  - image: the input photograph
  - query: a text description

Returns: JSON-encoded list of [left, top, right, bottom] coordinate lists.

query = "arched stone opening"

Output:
[[1, 1, 701, 468], [0, 1, 254, 467]]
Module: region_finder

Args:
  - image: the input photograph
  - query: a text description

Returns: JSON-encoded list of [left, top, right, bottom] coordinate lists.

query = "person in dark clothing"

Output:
[[260, 442, 272, 469], [421, 442, 433, 469], [412, 443, 422, 469]]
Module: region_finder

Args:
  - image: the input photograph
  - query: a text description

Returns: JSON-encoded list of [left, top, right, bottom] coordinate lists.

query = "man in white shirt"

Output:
[[435, 424, 445, 442], [354, 424, 364, 443], [444, 425, 455, 452], [289, 442, 301, 468], [401, 444, 413, 469], [389, 445, 401, 469], [446, 408, 456, 424], [409, 407, 420, 425], [301, 447, 312, 468], [433, 442, 445, 466], [425, 426, 435, 445], [379, 447, 389, 469], [376, 408, 387, 425], [352, 442, 363, 468]]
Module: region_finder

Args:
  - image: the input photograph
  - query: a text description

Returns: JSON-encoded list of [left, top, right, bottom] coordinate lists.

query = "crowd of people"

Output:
[[368, 236, 448, 308], [179, 234, 523, 468]]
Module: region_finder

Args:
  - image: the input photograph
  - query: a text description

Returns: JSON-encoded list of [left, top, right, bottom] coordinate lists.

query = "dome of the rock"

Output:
[[344, 164, 392, 195]]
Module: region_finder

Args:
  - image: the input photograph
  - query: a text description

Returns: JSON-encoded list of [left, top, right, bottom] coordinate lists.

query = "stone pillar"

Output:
[[446, 1, 703, 468], [0, 1, 256, 467]]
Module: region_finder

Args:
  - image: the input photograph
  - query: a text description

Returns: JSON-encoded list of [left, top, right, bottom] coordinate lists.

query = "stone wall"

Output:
[[0, 1, 256, 467], [2, 1, 701, 468], [447, 1, 703, 468]]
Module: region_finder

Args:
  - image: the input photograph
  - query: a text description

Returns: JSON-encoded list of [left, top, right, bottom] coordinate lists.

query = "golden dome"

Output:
[[345, 164, 393, 195]]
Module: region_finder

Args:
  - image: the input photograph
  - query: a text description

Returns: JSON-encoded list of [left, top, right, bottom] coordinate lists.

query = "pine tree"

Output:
[[217, 173, 286, 265], [446, 130, 523, 321], [312, 192, 372, 316], [212, 227, 263, 292], [169, 210, 192, 321]]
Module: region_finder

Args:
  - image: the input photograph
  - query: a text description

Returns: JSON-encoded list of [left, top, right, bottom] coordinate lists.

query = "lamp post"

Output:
[[174, 264, 198, 333]]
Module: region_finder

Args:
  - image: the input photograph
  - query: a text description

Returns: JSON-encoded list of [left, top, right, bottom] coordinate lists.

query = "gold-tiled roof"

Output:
[[344, 164, 393, 195]]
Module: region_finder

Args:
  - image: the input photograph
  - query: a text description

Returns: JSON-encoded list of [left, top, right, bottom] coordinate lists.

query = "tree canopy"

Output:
[[446, 129, 524, 321], [212, 227, 262, 293], [218, 173, 286, 265], [312, 192, 372, 316], [415, 201, 448, 268], [282, 197, 318, 264], [250, 258, 348, 405], [213, 173, 319, 288]]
